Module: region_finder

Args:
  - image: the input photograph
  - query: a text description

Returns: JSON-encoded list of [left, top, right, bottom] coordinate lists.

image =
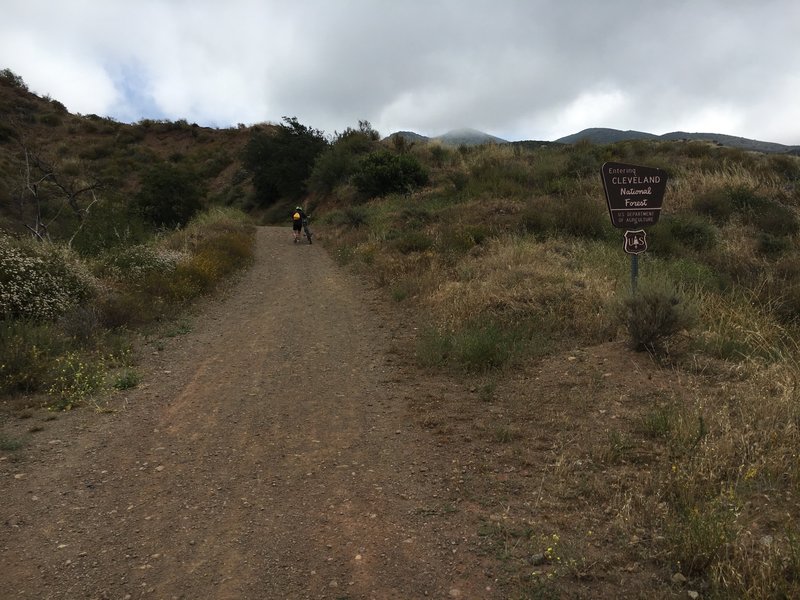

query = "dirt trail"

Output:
[[1, 227, 492, 599]]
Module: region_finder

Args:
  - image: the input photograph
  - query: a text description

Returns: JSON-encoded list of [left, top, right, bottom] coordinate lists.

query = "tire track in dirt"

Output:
[[2, 227, 492, 599]]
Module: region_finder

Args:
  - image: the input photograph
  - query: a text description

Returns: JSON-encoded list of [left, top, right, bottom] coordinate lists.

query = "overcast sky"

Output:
[[2, 0, 799, 144]]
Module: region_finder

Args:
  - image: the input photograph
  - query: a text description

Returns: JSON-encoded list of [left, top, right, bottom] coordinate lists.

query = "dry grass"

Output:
[[426, 236, 617, 342]]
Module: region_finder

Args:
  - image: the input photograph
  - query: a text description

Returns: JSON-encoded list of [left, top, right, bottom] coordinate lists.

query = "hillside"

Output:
[[0, 70, 260, 236]]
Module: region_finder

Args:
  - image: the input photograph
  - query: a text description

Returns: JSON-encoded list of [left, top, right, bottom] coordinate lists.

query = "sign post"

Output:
[[600, 162, 668, 292]]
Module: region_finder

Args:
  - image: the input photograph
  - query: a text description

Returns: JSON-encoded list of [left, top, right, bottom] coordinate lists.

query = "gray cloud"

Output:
[[1, 0, 798, 143]]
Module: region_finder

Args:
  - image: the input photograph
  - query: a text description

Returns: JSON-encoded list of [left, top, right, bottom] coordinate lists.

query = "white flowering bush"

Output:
[[0, 236, 95, 321], [94, 243, 183, 282]]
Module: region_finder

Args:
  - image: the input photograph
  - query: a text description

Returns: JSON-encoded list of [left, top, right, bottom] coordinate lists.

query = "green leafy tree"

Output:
[[243, 117, 328, 206], [135, 163, 205, 228], [308, 120, 380, 195]]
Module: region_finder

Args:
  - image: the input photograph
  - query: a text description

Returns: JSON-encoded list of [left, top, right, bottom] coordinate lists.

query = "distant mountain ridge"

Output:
[[387, 128, 507, 146], [387, 126, 799, 154], [556, 127, 800, 154]]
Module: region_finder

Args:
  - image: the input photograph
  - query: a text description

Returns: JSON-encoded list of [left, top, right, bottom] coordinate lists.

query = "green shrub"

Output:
[[436, 224, 489, 256], [58, 305, 102, 345], [0, 122, 18, 143], [326, 206, 368, 228], [0, 68, 28, 90], [97, 289, 162, 328], [616, 281, 697, 353], [665, 503, 734, 576], [667, 215, 717, 251], [658, 258, 724, 291], [415, 321, 518, 371], [78, 143, 114, 160], [416, 326, 452, 368], [758, 232, 792, 256], [113, 369, 140, 390], [71, 200, 150, 256], [352, 150, 429, 198], [717, 186, 799, 236], [693, 189, 735, 223], [648, 215, 717, 257], [766, 154, 800, 181], [728, 185, 766, 212], [565, 140, 607, 178], [308, 126, 377, 194], [749, 201, 799, 237], [392, 231, 433, 254], [0, 435, 24, 451], [135, 163, 205, 228], [39, 113, 62, 127], [639, 404, 677, 439], [451, 321, 517, 371]]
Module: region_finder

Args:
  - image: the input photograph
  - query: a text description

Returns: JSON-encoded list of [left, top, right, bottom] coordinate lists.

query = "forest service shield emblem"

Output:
[[623, 230, 647, 255]]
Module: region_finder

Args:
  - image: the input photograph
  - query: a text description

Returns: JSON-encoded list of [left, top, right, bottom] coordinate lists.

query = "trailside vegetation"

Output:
[[317, 136, 800, 598]]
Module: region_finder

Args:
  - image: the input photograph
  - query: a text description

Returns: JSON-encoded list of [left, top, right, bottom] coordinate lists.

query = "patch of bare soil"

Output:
[[1, 226, 702, 598]]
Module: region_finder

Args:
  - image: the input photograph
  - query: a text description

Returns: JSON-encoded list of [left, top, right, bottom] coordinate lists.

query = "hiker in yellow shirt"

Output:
[[291, 206, 307, 243]]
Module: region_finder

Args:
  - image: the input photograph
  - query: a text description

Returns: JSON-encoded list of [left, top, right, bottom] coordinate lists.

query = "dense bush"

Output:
[[351, 150, 428, 198], [135, 162, 205, 228], [308, 123, 379, 195], [71, 200, 150, 256], [692, 189, 735, 223]]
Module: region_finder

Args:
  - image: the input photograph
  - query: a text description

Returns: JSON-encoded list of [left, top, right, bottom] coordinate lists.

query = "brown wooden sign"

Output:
[[601, 162, 668, 229]]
